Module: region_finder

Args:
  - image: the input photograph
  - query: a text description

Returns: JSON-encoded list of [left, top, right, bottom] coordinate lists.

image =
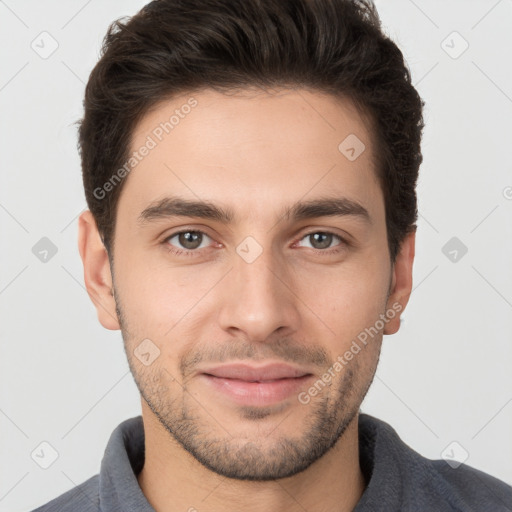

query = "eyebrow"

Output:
[[137, 195, 371, 226]]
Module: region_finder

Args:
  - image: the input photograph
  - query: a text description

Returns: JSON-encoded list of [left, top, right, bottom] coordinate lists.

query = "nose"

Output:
[[217, 245, 301, 343]]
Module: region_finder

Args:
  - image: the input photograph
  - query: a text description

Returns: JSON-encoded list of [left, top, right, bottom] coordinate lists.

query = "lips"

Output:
[[201, 363, 312, 382], [197, 362, 315, 406]]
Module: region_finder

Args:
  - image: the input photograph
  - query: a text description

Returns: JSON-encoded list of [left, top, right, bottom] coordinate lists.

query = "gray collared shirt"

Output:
[[30, 413, 512, 511]]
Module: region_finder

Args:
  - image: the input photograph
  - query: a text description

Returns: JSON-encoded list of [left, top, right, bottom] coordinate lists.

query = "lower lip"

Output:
[[200, 374, 314, 406]]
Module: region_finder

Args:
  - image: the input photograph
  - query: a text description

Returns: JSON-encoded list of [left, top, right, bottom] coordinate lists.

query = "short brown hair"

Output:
[[78, 0, 424, 263]]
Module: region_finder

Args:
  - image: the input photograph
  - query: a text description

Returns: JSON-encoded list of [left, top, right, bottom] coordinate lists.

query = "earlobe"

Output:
[[77, 210, 120, 331], [383, 230, 416, 335]]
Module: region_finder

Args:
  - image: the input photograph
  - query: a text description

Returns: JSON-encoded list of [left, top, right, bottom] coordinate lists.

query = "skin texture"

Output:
[[78, 87, 415, 512]]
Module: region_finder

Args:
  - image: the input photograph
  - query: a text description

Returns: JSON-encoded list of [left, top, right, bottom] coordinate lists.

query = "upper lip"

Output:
[[201, 363, 312, 381]]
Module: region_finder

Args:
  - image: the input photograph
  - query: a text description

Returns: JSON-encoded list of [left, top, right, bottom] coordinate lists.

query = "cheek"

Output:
[[302, 258, 389, 320], [113, 258, 173, 333], [115, 254, 222, 340]]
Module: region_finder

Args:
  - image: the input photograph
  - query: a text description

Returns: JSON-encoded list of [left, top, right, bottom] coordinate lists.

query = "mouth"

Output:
[[198, 362, 314, 406]]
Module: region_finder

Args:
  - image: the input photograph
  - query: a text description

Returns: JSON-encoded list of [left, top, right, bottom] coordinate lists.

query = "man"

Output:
[[32, 0, 512, 510]]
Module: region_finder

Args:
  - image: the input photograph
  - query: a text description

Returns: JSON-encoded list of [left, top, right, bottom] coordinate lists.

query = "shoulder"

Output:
[[429, 459, 512, 511], [28, 474, 100, 512], [358, 413, 512, 511]]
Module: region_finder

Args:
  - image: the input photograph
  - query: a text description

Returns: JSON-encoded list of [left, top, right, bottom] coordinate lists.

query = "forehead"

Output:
[[120, 87, 383, 226]]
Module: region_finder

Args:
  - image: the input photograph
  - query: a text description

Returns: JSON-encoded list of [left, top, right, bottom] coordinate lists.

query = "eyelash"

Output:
[[163, 229, 349, 258]]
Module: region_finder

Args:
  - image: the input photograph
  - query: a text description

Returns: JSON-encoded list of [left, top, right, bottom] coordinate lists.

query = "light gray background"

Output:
[[1, 0, 511, 510]]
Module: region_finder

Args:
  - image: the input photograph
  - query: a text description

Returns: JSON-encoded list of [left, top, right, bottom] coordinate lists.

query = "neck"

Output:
[[137, 401, 366, 512]]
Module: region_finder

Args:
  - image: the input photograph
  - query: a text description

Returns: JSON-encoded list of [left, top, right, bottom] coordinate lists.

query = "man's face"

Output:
[[86, 88, 410, 480]]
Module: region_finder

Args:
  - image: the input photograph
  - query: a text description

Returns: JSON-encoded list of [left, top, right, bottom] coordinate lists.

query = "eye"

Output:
[[164, 229, 213, 256], [296, 231, 347, 254], [162, 229, 348, 258]]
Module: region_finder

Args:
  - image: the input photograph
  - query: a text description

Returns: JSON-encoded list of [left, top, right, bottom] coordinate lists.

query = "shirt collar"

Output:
[[99, 415, 155, 511], [97, 412, 455, 511]]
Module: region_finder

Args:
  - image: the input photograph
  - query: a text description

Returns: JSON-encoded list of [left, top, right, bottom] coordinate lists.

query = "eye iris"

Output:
[[310, 232, 332, 249], [179, 231, 202, 249]]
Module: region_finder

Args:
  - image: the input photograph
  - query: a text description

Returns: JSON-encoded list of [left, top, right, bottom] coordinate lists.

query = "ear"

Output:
[[77, 210, 120, 330], [383, 230, 416, 335]]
